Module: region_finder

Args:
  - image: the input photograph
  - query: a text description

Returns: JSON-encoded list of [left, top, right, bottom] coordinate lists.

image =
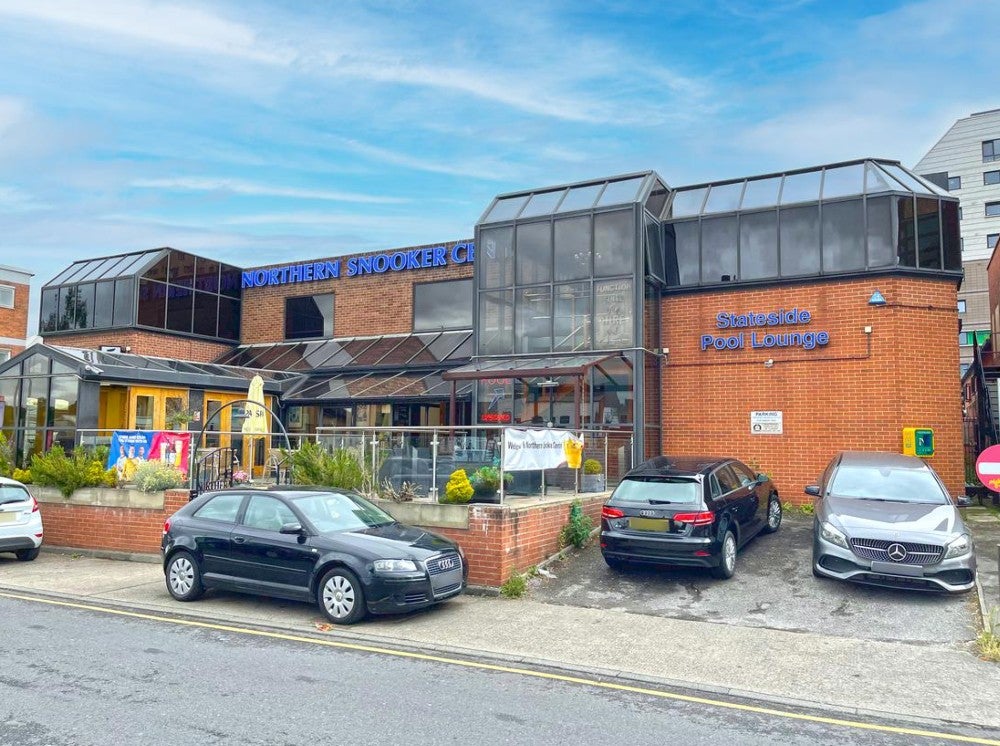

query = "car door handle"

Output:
[[233, 535, 247, 545]]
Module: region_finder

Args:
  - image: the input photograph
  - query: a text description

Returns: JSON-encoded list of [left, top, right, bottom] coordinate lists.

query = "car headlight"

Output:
[[373, 559, 419, 573], [944, 534, 972, 559], [820, 521, 850, 549]]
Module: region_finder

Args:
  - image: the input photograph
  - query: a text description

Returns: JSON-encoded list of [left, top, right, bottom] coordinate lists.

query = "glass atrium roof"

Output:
[[443, 353, 624, 380], [479, 172, 668, 224], [44, 249, 169, 287], [283, 370, 475, 403], [666, 159, 951, 220]]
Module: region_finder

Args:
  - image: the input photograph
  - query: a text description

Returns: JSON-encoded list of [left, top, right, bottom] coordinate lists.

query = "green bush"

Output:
[[583, 459, 603, 475], [559, 500, 594, 549], [500, 571, 528, 598], [283, 442, 370, 490], [469, 465, 511, 493], [133, 460, 187, 493], [12, 467, 31, 484], [30, 446, 109, 498], [0, 432, 14, 477], [442, 469, 474, 504]]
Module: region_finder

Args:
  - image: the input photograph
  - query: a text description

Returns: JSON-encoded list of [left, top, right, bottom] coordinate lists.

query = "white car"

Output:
[[0, 476, 42, 561]]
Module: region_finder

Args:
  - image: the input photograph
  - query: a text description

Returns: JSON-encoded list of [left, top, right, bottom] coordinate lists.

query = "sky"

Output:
[[0, 0, 997, 331]]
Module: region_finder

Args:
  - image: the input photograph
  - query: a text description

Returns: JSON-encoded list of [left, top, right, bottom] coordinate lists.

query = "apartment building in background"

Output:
[[0, 265, 32, 363], [915, 108, 1000, 371]]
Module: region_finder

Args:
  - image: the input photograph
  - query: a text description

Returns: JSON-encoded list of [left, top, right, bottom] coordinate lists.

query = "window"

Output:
[[987, 202, 1000, 217], [985, 170, 1000, 185], [413, 279, 472, 331], [989, 234, 1000, 249], [0, 285, 13, 309], [948, 175, 961, 191], [958, 299, 967, 313], [193, 493, 245, 523], [714, 465, 741, 494], [285, 293, 334, 339], [984, 140, 1000, 163], [242, 495, 298, 531]]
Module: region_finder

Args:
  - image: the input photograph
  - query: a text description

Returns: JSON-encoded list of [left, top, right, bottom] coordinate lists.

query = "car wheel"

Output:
[[165, 550, 205, 601], [711, 530, 737, 579], [15, 547, 39, 562], [318, 567, 366, 625], [762, 494, 782, 534]]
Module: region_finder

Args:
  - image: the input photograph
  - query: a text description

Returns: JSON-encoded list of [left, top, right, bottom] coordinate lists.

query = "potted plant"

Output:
[[581, 459, 605, 492], [469, 465, 512, 503]]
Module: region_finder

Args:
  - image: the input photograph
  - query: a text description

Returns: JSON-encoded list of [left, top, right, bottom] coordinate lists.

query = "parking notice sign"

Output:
[[975, 444, 1000, 490], [750, 411, 782, 435]]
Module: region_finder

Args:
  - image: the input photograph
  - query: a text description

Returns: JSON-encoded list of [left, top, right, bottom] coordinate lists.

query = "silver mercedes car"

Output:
[[808, 451, 976, 593]]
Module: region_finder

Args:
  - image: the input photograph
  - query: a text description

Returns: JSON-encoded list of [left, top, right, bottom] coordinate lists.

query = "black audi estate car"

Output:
[[162, 487, 466, 624], [600, 456, 782, 578]]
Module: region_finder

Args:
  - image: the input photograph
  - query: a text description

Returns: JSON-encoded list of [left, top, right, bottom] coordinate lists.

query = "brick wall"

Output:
[[41, 329, 233, 362], [662, 276, 963, 504], [39, 489, 189, 553], [241, 240, 474, 343], [0, 279, 30, 357]]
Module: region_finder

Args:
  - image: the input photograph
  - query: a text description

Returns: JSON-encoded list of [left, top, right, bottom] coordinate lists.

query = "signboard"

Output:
[[701, 307, 830, 352], [975, 444, 1000, 491], [503, 428, 581, 471], [107, 430, 192, 479], [750, 411, 783, 435]]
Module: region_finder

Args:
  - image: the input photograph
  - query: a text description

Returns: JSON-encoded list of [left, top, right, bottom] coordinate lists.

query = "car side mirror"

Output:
[[804, 485, 820, 497], [279, 522, 304, 535], [756, 473, 768, 485], [955, 494, 973, 508]]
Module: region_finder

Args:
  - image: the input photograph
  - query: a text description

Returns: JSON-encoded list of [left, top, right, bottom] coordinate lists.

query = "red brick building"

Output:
[[0, 264, 32, 362]]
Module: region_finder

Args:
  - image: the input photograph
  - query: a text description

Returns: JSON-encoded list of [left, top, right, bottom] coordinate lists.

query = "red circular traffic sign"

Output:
[[975, 444, 1000, 490]]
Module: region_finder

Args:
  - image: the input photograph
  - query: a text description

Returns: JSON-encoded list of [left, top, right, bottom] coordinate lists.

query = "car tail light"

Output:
[[672, 511, 714, 526], [162, 518, 171, 535], [31, 496, 39, 512], [601, 506, 624, 519]]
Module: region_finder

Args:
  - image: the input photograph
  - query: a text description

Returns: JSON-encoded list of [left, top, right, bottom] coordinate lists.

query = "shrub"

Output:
[[500, 571, 528, 598], [378, 479, 421, 502], [442, 469, 474, 504], [559, 500, 594, 549], [30, 446, 109, 498], [583, 459, 603, 475], [283, 442, 370, 491], [469, 465, 511, 493], [12, 467, 32, 484], [101, 468, 118, 488], [133, 460, 186, 493], [0, 432, 13, 477]]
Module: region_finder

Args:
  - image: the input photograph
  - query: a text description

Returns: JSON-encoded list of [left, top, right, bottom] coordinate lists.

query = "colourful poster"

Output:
[[149, 431, 192, 475], [107, 430, 155, 482]]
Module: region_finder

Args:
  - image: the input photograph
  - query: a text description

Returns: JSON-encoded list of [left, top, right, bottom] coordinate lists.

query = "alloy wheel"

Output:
[[724, 534, 736, 572], [169, 557, 194, 596], [768, 499, 781, 529], [322, 574, 356, 619]]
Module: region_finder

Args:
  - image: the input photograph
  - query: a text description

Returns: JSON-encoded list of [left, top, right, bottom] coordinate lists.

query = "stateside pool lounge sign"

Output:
[[701, 308, 830, 352], [242, 242, 475, 289]]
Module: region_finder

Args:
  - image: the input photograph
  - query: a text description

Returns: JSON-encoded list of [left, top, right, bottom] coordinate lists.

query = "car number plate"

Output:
[[629, 517, 669, 532], [0, 511, 17, 523], [870, 561, 923, 577]]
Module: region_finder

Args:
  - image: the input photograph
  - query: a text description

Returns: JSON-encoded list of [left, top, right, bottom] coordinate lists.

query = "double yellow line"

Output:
[[1, 590, 996, 745]]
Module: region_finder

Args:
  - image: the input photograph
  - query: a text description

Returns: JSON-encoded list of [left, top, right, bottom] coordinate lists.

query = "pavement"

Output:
[[0, 511, 999, 735]]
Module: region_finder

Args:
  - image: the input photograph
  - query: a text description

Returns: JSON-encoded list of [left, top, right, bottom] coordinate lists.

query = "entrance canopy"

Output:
[[442, 352, 626, 381]]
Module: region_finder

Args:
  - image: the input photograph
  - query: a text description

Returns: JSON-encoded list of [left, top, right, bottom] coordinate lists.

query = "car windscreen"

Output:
[[0, 485, 31, 505], [609, 477, 701, 505], [292, 492, 396, 532], [829, 465, 949, 504]]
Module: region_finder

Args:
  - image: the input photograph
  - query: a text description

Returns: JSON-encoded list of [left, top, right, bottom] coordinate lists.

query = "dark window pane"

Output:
[[56, 287, 71, 330], [94, 281, 114, 328], [985, 170, 1000, 186], [478, 226, 514, 288], [113, 278, 134, 326], [219, 265, 242, 298], [987, 201, 1000, 217], [143, 255, 169, 282], [73, 283, 95, 329], [217, 296, 241, 340], [915, 198, 942, 269], [594, 279, 633, 348], [644, 181, 669, 217], [988, 233, 999, 248], [478, 290, 513, 355], [645, 213, 664, 282], [866, 197, 895, 268], [821, 199, 865, 272], [484, 196, 528, 222], [896, 197, 916, 267], [821, 164, 865, 199], [665, 220, 700, 285], [515, 287, 552, 353], [195, 258, 220, 293], [554, 216, 591, 282], [168, 252, 196, 287], [739, 210, 778, 280], [703, 182, 743, 214], [594, 210, 634, 277], [556, 184, 603, 213], [519, 190, 564, 218], [700, 216, 738, 282], [741, 177, 781, 210], [285, 294, 334, 340], [137, 279, 167, 328], [779, 205, 820, 276], [779, 170, 821, 205], [553, 282, 591, 352], [166, 285, 193, 333], [413, 279, 473, 331], [40, 288, 58, 333], [516, 221, 552, 285], [194, 292, 219, 337], [942, 201, 961, 271], [947, 176, 961, 191]]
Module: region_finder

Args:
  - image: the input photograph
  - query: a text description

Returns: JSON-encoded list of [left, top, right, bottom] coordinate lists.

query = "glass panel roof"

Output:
[[670, 187, 708, 218], [703, 182, 743, 213], [556, 183, 604, 213], [519, 190, 565, 218], [480, 173, 656, 225], [284, 370, 474, 402], [740, 177, 781, 210], [44, 249, 166, 288], [820, 163, 865, 199], [779, 170, 822, 205], [443, 352, 621, 380], [483, 195, 528, 223], [595, 177, 644, 206]]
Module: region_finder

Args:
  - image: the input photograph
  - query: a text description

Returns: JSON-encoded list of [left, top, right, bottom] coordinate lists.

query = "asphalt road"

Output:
[[531, 514, 980, 644], [2, 596, 990, 746]]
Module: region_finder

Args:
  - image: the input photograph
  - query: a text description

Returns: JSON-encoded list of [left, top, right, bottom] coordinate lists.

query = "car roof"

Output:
[[199, 486, 357, 501], [0, 476, 27, 487], [625, 455, 733, 478], [835, 451, 931, 469]]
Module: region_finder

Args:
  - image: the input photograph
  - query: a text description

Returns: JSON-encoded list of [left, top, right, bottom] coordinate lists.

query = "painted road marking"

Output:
[[0, 590, 996, 745]]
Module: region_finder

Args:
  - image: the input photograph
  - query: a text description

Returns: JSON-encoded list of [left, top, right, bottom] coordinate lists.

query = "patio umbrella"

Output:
[[242, 375, 268, 477]]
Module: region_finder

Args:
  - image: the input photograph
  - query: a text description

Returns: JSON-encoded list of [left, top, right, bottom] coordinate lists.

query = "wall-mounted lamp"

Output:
[[537, 378, 560, 389], [868, 290, 887, 306], [764, 359, 774, 368], [863, 326, 873, 335]]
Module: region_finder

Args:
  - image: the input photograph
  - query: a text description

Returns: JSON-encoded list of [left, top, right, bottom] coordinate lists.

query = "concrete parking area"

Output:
[[531, 514, 985, 645]]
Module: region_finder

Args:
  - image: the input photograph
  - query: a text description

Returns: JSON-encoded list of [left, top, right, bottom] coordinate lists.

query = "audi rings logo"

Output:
[[438, 557, 456, 570], [886, 543, 908, 562], [639, 510, 657, 518]]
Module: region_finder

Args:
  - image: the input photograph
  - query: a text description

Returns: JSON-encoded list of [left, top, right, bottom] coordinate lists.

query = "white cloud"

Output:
[[130, 177, 410, 204]]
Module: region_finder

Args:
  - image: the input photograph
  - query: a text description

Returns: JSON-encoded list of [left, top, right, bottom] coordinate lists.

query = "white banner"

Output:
[[503, 428, 580, 471]]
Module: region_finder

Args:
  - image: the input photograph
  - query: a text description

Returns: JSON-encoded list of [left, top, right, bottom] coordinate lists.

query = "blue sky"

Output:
[[0, 0, 997, 330]]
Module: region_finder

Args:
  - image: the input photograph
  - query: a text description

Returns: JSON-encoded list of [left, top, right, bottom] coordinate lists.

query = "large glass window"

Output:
[[554, 216, 591, 281], [218, 296, 241, 340], [553, 283, 591, 352], [700, 216, 738, 282], [515, 287, 552, 353], [897, 197, 916, 267], [941, 201, 960, 271], [594, 279, 633, 349], [193, 292, 219, 337], [594, 210, 634, 277], [39, 288, 57, 333], [866, 197, 895, 268], [478, 227, 514, 289], [137, 280, 167, 328], [779, 205, 821, 276], [478, 290, 514, 355], [916, 198, 942, 269], [413, 279, 473, 331], [94, 281, 114, 328], [668, 220, 700, 285], [285, 294, 334, 340], [821, 199, 865, 272], [986, 170, 1000, 186], [739, 210, 778, 280], [515, 222, 552, 285], [113, 278, 134, 326], [166, 285, 194, 333]]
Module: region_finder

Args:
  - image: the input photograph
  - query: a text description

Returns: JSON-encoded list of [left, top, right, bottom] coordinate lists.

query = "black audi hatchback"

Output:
[[162, 487, 466, 624], [600, 456, 782, 578]]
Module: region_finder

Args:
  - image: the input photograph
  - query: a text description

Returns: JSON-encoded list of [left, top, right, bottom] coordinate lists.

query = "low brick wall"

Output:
[[34, 487, 189, 554]]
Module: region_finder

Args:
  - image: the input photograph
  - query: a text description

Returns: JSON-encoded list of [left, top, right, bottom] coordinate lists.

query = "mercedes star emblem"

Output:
[[886, 543, 908, 562]]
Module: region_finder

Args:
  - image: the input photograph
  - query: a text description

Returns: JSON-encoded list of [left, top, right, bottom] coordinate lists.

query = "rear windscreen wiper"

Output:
[[646, 499, 675, 505]]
